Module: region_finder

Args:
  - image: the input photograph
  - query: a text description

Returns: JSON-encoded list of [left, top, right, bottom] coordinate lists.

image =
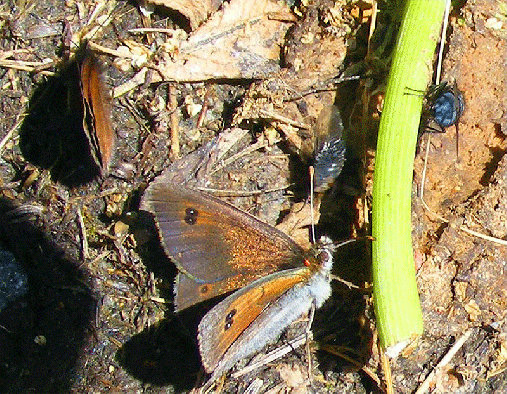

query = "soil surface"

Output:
[[0, 1, 505, 393]]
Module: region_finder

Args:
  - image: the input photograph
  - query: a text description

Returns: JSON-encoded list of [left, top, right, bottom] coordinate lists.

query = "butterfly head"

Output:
[[303, 235, 335, 275]]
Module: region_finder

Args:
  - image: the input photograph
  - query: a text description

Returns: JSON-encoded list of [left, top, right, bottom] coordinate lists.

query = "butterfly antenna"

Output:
[[309, 165, 316, 244]]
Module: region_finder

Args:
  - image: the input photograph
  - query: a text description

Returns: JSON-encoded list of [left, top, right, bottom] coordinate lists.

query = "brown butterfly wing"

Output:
[[141, 181, 308, 310], [79, 51, 115, 174], [197, 268, 309, 372]]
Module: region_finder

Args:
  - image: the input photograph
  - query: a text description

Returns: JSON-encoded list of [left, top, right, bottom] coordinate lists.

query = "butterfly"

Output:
[[141, 172, 335, 381]]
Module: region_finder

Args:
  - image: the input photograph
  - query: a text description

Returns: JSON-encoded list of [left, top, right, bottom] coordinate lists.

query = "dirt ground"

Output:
[[0, 0, 505, 393]]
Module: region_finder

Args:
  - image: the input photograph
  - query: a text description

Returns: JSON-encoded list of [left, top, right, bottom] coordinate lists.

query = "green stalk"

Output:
[[372, 0, 447, 350]]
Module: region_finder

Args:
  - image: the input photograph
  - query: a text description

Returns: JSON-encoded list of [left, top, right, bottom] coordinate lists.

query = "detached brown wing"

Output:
[[79, 51, 114, 174], [141, 178, 308, 310]]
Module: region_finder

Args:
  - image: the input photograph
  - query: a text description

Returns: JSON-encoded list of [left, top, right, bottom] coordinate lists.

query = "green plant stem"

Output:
[[372, 0, 447, 350]]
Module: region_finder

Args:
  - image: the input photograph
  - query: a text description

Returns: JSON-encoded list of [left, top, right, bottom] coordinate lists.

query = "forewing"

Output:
[[141, 179, 307, 309]]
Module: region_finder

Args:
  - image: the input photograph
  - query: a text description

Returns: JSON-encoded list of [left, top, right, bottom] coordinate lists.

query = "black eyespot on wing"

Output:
[[224, 308, 237, 331], [184, 207, 198, 225], [199, 285, 209, 294], [226, 309, 236, 321]]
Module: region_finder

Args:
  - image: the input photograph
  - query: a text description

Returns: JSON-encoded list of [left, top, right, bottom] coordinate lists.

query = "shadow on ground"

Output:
[[0, 197, 95, 393]]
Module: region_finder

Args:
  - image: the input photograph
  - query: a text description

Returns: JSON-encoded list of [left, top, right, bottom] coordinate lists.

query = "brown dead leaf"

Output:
[[276, 364, 310, 393], [155, 0, 294, 81], [144, 0, 223, 30], [276, 198, 322, 249]]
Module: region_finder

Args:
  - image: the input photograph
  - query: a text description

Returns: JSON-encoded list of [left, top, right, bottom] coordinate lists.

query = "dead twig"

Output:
[[0, 112, 26, 152], [197, 185, 290, 197], [232, 333, 308, 379], [415, 329, 473, 394], [113, 67, 151, 98], [168, 82, 180, 158], [420, 198, 507, 246], [77, 206, 89, 260], [381, 347, 394, 394]]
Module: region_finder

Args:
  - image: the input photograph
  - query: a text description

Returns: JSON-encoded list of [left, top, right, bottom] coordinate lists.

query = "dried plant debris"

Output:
[[152, 0, 295, 81], [230, 0, 354, 160], [143, 0, 224, 30]]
